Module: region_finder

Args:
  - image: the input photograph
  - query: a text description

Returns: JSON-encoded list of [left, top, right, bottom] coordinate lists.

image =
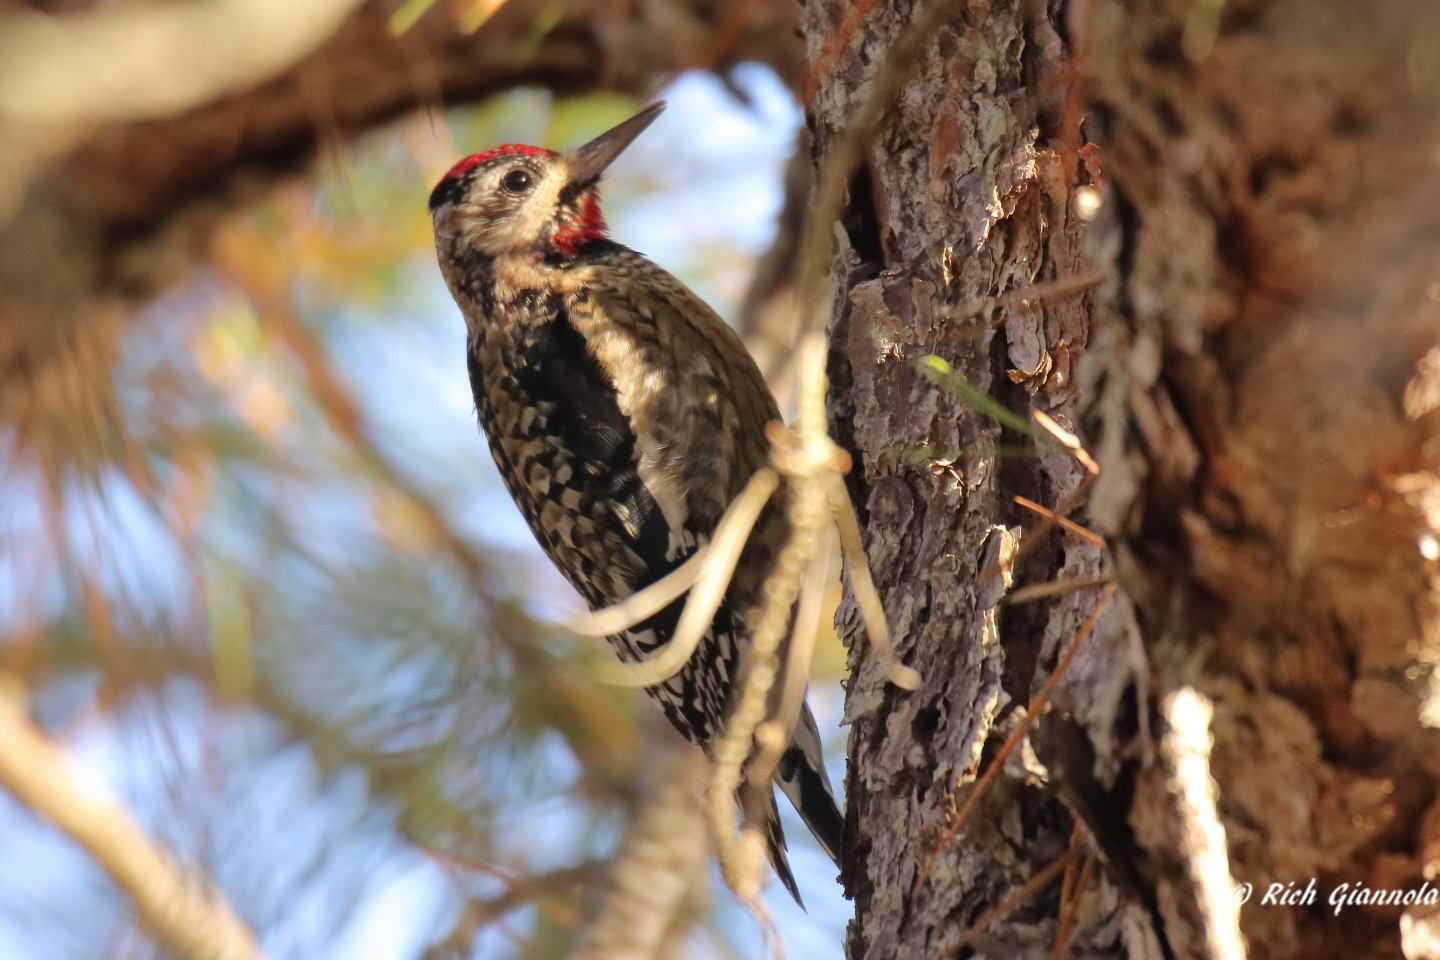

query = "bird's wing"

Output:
[[567, 243, 782, 564]]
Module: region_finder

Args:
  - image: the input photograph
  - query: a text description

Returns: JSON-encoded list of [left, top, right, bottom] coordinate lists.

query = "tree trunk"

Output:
[[814, 0, 1440, 958]]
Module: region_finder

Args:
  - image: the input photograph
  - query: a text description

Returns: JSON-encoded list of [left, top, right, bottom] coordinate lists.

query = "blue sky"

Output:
[[0, 64, 852, 960]]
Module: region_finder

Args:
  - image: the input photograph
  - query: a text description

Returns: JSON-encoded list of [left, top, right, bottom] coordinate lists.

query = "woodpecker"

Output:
[[429, 103, 842, 904]]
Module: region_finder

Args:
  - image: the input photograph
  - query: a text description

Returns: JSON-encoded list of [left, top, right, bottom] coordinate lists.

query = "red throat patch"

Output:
[[552, 188, 608, 255]]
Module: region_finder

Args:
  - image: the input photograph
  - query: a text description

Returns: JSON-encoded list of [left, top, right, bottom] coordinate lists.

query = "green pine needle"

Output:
[[918, 355, 1034, 435]]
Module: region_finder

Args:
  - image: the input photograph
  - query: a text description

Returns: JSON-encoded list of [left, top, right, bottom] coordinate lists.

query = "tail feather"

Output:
[[748, 697, 844, 908], [764, 802, 804, 909], [773, 699, 844, 867]]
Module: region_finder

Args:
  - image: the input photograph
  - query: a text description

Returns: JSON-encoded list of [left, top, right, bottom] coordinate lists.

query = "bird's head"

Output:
[[429, 102, 664, 260]]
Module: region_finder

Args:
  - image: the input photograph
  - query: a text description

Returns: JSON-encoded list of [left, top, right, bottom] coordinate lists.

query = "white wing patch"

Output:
[[634, 442, 695, 561], [570, 311, 696, 562]]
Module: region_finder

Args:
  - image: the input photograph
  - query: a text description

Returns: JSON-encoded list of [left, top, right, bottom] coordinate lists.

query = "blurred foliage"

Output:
[[0, 89, 671, 960], [0, 73, 837, 958]]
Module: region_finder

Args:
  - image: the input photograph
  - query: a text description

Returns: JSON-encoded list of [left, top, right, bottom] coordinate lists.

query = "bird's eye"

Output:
[[501, 169, 534, 194]]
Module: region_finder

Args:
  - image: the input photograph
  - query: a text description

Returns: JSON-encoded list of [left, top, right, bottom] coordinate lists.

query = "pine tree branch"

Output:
[[0, 676, 263, 960], [568, 749, 710, 960]]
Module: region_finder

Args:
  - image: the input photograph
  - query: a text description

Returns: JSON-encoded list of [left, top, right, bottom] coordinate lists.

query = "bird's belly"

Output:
[[477, 397, 641, 602]]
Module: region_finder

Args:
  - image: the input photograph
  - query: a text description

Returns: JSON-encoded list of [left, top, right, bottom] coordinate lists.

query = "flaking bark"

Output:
[[1089, 2, 1440, 958], [814, 0, 1440, 958], [807, 1, 1116, 956]]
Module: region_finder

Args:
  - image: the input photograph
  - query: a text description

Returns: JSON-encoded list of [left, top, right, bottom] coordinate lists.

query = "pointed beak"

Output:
[[567, 101, 666, 188]]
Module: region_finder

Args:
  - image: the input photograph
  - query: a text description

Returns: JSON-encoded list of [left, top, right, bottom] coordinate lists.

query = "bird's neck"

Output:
[[446, 248, 596, 342], [550, 188, 607, 255]]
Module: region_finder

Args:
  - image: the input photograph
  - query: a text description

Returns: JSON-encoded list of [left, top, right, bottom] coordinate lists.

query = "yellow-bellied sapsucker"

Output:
[[428, 103, 840, 903]]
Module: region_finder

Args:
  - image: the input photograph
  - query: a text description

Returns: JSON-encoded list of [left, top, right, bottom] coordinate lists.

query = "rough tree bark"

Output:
[[1090, 2, 1440, 958], [813, 0, 1440, 958], [10, 0, 1440, 956]]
